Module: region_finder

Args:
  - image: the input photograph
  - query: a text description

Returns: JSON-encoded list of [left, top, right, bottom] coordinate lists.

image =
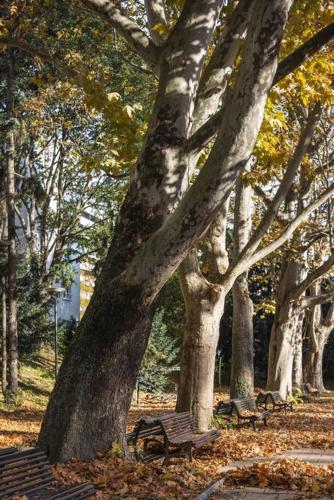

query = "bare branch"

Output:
[[291, 253, 334, 300], [300, 291, 334, 309], [228, 185, 334, 282]]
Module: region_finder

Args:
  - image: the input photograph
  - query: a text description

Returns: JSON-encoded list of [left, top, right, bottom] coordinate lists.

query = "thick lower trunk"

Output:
[[191, 300, 223, 431], [230, 273, 254, 398], [38, 280, 155, 462], [176, 262, 225, 431], [267, 329, 294, 398], [267, 258, 306, 397], [304, 295, 332, 393]]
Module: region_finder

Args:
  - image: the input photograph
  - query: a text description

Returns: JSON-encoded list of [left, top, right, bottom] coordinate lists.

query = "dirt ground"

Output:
[[1, 354, 334, 498]]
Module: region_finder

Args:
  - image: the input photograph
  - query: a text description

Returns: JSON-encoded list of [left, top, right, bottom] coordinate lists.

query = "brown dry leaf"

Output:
[[1, 390, 334, 498]]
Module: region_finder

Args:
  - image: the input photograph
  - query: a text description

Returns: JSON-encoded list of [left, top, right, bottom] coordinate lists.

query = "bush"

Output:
[[139, 308, 179, 394]]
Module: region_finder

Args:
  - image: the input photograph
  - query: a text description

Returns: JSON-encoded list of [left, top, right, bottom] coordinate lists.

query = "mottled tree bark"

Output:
[[6, 54, 18, 397], [1, 278, 7, 395], [304, 283, 334, 392], [177, 251, 227, 431], [266, 261, 302, 397], [231, 173, 254, 398], [292, 319, 304, 387]]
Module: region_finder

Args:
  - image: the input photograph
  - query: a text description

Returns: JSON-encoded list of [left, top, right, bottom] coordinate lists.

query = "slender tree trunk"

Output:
[[310, 341, 326, 391], [231, 173, 254, 398], [1, 278, 7, 395], [292, 318, 304, 387], [231, 274, 254, 397], [6, 54, 18, 396]]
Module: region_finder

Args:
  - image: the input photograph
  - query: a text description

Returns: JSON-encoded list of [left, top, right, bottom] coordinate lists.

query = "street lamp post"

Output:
[[46, 286, 65, 379]]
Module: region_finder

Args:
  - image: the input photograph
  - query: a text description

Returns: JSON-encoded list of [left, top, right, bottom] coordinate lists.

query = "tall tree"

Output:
[[3, 0, 334, 460], [5, 51, 18, 397]]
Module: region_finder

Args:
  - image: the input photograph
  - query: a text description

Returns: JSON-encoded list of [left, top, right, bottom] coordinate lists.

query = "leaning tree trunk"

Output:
[[38, 274, 156, 462], [230, 172, 254, 398]]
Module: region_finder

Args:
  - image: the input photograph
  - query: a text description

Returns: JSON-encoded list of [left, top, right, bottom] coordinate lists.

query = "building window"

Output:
[[63, 286, 72, 301]]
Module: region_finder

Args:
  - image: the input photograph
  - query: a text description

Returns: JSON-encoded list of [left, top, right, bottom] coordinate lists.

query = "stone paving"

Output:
[[197, 449, 334, 500]]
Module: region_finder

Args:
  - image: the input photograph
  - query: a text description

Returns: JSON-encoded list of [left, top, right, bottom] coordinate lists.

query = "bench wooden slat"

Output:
[[0, 448, 95, 499]]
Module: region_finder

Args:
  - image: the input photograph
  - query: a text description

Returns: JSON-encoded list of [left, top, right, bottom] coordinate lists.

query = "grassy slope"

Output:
[[0, 348, 54, 448]]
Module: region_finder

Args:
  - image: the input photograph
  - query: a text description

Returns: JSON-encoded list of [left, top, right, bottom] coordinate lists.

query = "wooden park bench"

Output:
[[256, 391, 293, 413], [0, 447, 95, 499], [214, 400, 233, 421], [304, 382, 320, 398], [231, 397, 270, 431], [128, 411, 220, 465]]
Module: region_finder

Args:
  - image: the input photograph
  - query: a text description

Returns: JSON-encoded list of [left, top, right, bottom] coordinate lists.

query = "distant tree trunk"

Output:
[[304, 283, 334, 392], [6, 53, 18, 397], [231, 173, 254, 398], [266, 261, 304, 397], [292, 317, 304, 387], [1, 278, 7, 395]]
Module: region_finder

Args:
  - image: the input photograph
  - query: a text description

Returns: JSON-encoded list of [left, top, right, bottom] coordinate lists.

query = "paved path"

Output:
[[218, 448, 334, 473], [197, 448, 334, 500]]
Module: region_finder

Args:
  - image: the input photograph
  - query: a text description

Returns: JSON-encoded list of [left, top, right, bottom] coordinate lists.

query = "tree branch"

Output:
[[273, 22, 334, 84], [144, 0, 168, 46], [300, 291, 334, 309], [233, 104, 321, 266], [228, 184, 334, 282], [186, 23, 334, 156], [79, 0, 159, 67], [291, 253, 334, 300]]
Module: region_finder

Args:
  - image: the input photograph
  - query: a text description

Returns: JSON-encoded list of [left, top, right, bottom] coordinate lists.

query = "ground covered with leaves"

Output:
[[1, 354, 334, 498]]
